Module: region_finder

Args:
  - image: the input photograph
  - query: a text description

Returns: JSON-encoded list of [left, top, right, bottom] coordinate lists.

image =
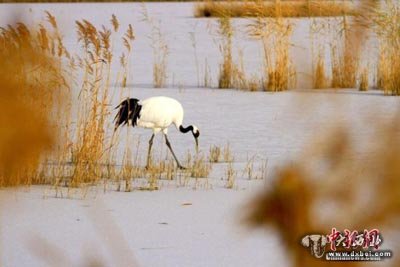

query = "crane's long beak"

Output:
[[195, 137, 199, 154]]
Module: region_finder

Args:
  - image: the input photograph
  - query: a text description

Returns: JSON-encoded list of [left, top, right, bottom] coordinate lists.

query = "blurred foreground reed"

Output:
[[246, 114, 400, 266]]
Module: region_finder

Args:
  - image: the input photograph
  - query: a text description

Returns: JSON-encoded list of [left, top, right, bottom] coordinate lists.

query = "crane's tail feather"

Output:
[[114, 98, 142, 131]]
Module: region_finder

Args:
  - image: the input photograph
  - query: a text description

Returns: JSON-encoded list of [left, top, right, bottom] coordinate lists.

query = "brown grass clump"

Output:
[[223, 142, 234, 162], [310, 13, 362, 89], [208, 143, 233, 163], [217, 15, 235, 89], [249, 17, 295, 91], [195, 1, 356, 18], [186, 152, 212, 178], [225, 162, 236, 189], [209, 145, 222, 163], [358, 66, 369, 91], [330, 40, 357, 88], [216, 17, 260, 91], [0, 19, 70, 187], [245, 116, 400, 266], [118, 146, 143, 192], [375, 1, 400, 95], [232, 49, 261, 91], [330, 17, 358, 89], [313, 50, 327, 89], [242, 155, 268, 180]]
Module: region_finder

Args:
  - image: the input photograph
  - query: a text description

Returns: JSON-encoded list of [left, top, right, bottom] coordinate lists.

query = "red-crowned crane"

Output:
[[114, 96, 200, 169]]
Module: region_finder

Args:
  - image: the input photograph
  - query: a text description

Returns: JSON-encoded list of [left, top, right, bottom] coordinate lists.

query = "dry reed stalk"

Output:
[[309, 18, 333, 89], [242, 156, 255, 180], [189, 27, 201, 87], [209, 145, 222, 163], [313, 50, 327, 89], [358, 66, 369, 91], [257, 159, 268, 180], [310, 13, 362, 90], [195, 1, 357, 18], [225, 162, 235, 189], [184, 152, 212, 179], [204, 58, 212, 87], [118, 146, 142, 192], [374, 1, 400, 95], [249, 16, 295, 91], [217, 15, 235, 89], [111, 22, 137, 190], [330, 15, 358, 89], [71, 19, 113, 186], [242, 156, 268, 180], [191, 154, 212, 178], [70, 15, 135, 186], [120, 24, 135, 88], [330, 42, 357, 88], [146, 158, 176, 181], [142, 5, 169, 88], [145, 171, 160, 191], [223, 142, 234, 163], [232, 48, 260, 91], [71, 16, 136, 188]]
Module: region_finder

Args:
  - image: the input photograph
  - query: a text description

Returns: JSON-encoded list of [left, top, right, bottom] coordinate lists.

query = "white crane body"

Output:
[[137, 96, 184, 134], [114, 96, 199, 169]]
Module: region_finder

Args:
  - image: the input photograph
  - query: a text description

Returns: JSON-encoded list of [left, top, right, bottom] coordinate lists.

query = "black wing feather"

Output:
[[114, 98, 142, 130]]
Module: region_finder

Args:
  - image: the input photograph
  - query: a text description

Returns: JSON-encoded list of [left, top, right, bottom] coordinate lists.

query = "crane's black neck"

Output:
[[179, 125, 193, 134], [180, 125, 200, 138]]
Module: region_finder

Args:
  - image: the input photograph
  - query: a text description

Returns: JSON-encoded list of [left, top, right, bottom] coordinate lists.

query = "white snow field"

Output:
[[2, 88, 399, 267], [1, 2, 399, 267]]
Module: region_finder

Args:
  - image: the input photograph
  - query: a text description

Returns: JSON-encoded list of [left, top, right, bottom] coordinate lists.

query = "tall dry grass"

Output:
[[309, 18, 330, 89], [313, 50, 327, 89], [358, 66, 369, 91], [330, 40, 358, 88], [69, 16, 136, 189], [249, 17, 295, 91], [0, 13, 142, 190], [70, 18, 132, 187], [216, 15, 260, 91], [195, 1, 356, 18], [0, 17, 70, 187], [217, 15, 235, 88], [213, 5, 296, 91], [375, 0, 400, 95], [142, 5, 169, 88], [310, 15, 360, 89]]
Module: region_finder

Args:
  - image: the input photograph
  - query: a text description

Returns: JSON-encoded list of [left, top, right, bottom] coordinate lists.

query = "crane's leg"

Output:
[[164, 134, 185, 170], [145, 134, 155, 169]]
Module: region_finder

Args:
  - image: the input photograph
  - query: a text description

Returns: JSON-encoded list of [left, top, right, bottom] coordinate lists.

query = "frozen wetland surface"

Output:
[[1, 2, 399, 267], [2, 89, 399, 266]]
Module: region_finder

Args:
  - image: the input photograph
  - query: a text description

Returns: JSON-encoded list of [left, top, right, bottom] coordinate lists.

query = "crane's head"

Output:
[[192, 125, 200, 153]]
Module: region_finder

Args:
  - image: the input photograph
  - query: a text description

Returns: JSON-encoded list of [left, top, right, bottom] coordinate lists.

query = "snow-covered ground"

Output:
[[2, 88, 399, 267], [1, 2, 399, 267], [1, 185, 289, 267]]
